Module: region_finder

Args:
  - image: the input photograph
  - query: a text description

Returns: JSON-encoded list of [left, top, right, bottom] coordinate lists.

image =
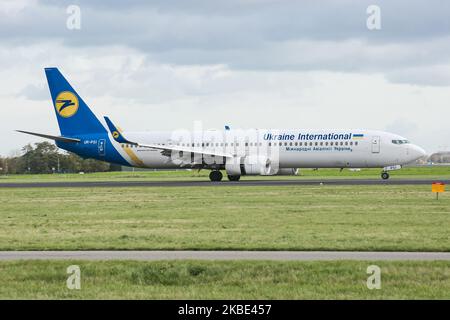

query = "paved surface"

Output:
[[0, 179, 448, 188], [0, 251, 449, 261]]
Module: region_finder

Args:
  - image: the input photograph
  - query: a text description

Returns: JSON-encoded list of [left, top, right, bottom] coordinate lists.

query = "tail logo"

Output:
[[112, 131, 120, 139], [55, 91, 79, 118]]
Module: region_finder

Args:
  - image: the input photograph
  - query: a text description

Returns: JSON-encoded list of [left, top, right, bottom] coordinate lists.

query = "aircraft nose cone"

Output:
[[411, 145, 427, 160]]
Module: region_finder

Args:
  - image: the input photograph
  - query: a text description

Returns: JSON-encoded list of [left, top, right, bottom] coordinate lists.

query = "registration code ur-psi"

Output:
[[221, 304, 271, 316]]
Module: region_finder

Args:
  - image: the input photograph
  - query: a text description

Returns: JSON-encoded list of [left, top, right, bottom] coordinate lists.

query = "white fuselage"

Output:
[[112, 129, 426, 171]]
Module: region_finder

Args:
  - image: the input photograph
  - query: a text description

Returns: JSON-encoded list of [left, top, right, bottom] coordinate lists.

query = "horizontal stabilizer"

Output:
[[16, 130, 80, 143]]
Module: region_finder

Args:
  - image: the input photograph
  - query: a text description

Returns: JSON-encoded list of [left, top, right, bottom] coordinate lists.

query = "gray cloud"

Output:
[[18, 83, 48, 101], [385, 118, 419, 138], [1, 0, 450, 86]]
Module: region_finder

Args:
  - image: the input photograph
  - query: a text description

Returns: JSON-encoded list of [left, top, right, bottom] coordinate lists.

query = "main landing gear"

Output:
[[381, 171, 390, 180], [228, 175, 240, 181], [209, 171, 241, 182], [209, 170, 223, 182]]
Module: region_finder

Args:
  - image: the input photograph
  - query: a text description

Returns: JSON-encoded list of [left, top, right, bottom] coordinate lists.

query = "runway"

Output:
[[0, 251, 449, 261], [0, 178, 448, 188]]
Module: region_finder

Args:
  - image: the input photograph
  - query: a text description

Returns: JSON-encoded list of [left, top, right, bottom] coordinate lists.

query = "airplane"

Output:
[[17, 67, 427, 181]]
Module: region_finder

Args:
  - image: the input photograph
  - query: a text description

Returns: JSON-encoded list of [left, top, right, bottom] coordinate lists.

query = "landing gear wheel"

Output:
[[209, 170, 223, 182], [381, 172, 390, 180], [228, 175, 241, 181]]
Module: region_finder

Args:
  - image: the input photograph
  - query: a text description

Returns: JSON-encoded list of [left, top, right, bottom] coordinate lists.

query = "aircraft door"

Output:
[[371, 136, 380, 153]]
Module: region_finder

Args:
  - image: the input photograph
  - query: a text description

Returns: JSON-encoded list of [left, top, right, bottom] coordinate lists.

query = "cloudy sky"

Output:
[[1, 0, 450, 156]]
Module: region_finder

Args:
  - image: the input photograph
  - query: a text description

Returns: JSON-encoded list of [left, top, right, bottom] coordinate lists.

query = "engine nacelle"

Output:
[[224, 161, 241, 176], [243, 155, 271, 175], [225, 156, 277, 176], [276, 168, 299, 175]]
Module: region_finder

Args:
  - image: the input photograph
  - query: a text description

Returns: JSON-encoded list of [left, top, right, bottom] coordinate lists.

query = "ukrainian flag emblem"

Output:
[[352, 134, 364, 140]]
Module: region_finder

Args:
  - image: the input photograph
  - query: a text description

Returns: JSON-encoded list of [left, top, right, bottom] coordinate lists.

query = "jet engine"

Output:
[[225, 155, 276, 176]]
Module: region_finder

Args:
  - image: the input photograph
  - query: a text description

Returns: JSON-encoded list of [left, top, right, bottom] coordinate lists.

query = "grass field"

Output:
[[0, 170, 449, 300], [0, 260, 449, 299], [0, 184, 448, 251], [0, 166, 449, 183]]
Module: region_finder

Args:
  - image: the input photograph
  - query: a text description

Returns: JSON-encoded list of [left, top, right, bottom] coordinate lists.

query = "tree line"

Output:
[[0, 142, 119, 174]]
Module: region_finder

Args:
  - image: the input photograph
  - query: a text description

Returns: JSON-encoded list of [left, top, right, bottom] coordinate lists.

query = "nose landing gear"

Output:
[[381, 165, 401, 180]]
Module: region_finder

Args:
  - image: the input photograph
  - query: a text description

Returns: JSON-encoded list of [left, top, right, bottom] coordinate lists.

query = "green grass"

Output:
[[0, 260, 448, 299], [0, 185, 448, 251], [0, 166, 449, 183]]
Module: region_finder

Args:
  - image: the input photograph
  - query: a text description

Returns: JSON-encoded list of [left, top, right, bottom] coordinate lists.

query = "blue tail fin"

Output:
[[45, 67, 106, 136]]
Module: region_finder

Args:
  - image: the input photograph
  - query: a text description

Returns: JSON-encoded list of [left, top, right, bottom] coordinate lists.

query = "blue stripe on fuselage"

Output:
[[56, 133, 130, 166]]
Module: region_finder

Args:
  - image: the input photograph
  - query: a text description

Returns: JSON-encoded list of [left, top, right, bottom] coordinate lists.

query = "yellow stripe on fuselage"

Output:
[[122, 146, 145, 167]]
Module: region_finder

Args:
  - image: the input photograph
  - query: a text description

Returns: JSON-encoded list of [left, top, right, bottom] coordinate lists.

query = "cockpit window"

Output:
[[392, 139, 409, 145]]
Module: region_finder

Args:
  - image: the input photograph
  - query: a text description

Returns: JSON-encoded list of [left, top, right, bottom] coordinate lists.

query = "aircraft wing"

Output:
[[104, 117, 233, 158]]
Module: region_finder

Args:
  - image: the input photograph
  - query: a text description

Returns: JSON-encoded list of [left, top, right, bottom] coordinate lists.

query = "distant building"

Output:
[[428, 152, 450, 164]]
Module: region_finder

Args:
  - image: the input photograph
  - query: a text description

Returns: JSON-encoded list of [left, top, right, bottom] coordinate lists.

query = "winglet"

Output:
[[104, 116, 136, 145]]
